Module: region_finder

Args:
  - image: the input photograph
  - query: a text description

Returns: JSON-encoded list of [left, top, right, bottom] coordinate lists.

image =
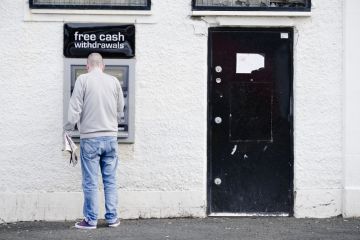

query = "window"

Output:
[[192, 0, 311, 11], [29, 0, 151, 10]]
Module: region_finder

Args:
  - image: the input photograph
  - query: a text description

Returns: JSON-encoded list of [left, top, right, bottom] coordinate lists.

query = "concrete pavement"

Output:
[[1, 217, 360, 240]]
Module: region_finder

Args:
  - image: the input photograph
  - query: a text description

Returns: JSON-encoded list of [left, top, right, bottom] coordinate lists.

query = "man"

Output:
[[64, 53, 124, 229]]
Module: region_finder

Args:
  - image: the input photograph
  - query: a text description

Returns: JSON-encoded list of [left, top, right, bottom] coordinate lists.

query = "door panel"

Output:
[[229, 82, 272, 141], [208, 28, 293, 214]]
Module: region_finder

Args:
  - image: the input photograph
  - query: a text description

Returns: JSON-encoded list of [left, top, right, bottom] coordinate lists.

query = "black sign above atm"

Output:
[[64, 24, 135, 58]]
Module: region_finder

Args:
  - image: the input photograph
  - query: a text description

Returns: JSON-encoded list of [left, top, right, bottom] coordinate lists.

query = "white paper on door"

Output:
[[236, 53, 265, 74]]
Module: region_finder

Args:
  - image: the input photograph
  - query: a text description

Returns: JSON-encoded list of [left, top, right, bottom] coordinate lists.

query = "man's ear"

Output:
[[102, 64, 105, 71]]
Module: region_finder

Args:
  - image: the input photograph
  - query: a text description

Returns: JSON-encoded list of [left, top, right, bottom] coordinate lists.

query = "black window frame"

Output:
[[29, 0, 151, 10], [192, 0, 311, 12]]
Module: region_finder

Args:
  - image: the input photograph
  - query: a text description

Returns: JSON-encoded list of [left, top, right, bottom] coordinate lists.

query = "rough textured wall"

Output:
[[0, 0, 343, 221], [0, 0, 207, 193], [0, 2, 66, 192], [292, 0, 343, 217], [120, 1, 207, 192], [0, 0, 208, 221]]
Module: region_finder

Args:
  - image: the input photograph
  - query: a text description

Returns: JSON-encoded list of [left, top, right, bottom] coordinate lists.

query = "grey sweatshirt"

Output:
[[64, 68, 124, 139]]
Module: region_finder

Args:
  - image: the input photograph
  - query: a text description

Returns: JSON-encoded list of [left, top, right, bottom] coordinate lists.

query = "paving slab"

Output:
[[1, 217, 360, 240]]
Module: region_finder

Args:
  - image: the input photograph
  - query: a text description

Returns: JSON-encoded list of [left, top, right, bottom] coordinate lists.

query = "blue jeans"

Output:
[[80, 136, 119, 225]]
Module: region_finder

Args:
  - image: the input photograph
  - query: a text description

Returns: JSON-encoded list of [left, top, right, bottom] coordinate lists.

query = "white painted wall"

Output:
[[0, 0, 346, 222], [343, 0, 360, 218]]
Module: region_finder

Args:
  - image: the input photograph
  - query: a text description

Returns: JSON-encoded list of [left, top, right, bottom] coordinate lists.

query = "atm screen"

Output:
[[71, 65, 128, 93]]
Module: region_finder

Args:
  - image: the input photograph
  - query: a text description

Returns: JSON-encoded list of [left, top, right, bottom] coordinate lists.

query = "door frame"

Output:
[[206, 27, 295, 216]]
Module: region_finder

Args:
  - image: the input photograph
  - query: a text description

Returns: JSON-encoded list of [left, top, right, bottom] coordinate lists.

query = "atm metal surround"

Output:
[[64, 58, 135, 143]]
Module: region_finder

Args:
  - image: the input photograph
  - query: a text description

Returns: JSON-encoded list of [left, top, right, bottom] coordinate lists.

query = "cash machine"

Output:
[[63, 23, 135, 143]]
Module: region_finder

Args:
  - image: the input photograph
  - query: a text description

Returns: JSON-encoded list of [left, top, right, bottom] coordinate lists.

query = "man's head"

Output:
[[87, 53, 104, 72]]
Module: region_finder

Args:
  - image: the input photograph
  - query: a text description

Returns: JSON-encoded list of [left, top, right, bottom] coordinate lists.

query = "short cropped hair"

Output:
[[87, 53, 104, 68]]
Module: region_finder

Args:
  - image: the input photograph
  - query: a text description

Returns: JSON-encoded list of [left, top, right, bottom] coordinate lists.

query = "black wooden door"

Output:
[[208, 28, 293, 215]]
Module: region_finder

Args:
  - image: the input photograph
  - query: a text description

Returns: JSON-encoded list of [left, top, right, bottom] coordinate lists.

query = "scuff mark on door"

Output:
[[231, 145, 238, 155]]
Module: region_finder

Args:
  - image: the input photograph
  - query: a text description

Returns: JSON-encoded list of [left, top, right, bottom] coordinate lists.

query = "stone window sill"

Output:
[[30, 9, 152, 16], [191, 11, 311, 17]]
